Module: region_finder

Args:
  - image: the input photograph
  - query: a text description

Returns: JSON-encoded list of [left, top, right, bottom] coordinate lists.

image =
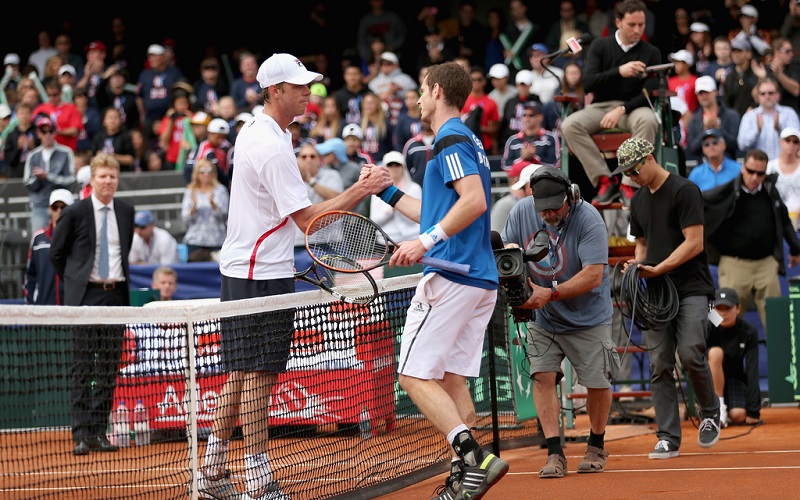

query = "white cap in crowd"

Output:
[[147, 44, 166, 56], [49, 189, 74, 207], [381, 151, 406, 167], [58, 64, 76, 77], [515, 70, 534, 86], [208, 118, 230, 135], [342, 123, 364, 140], [488, 63, 510, 79], [668, 49, 694, 66], [256, 53, 323, 89], [694, 75, 717, 94], [780, 127, 800, 140], [4, 53, 20, 66], [380, 51, 400, 65]]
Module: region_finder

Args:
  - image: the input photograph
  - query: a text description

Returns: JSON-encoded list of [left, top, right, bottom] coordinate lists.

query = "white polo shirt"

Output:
[[219, 112, 311, 280]]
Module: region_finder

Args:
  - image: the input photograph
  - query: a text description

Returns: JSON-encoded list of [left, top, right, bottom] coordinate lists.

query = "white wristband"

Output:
[[418, 223, 449, 251]]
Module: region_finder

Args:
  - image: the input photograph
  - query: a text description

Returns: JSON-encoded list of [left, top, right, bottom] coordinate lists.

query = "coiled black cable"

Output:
[[612, 262, 680, 331]]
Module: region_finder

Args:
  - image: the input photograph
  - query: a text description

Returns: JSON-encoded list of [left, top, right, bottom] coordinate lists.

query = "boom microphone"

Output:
[[543, 33, 593, 61], [525, 229, 550, 262]]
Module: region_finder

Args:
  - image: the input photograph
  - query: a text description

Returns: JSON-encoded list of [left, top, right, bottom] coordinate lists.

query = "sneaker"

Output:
[[648, 439, 679, 459], [592, 176, 620, 206], [193, 470, 238, 499], [432, 460, 464, 500], [456, 452, 509, 499], [698, 417, 720, 448], [241, 482, 291, 500], [619, 184, 637, 209]]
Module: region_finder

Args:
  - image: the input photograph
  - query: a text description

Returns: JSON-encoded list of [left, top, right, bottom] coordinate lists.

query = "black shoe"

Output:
[[592, 176, 620, 206], [73, 439, 90, 456], [89, 435, 119, 452]]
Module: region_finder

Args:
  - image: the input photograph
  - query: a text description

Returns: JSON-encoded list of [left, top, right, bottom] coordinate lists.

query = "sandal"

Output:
[[539, 453, 567, 478], [577, 445, 609, 473]]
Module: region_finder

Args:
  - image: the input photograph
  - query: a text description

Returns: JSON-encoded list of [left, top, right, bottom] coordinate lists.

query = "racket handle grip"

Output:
[[420, 257, 470, 276]]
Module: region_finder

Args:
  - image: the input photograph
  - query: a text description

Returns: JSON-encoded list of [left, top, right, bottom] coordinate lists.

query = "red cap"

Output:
[[507, 160, 533, 178], [86, 40, 107, 53]]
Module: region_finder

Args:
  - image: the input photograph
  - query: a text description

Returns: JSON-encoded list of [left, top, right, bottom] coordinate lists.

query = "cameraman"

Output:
[[501, 165, 617, 478]]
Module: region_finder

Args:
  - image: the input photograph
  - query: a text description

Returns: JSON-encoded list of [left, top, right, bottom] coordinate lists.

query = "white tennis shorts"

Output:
[[398, 273, 497, 379]]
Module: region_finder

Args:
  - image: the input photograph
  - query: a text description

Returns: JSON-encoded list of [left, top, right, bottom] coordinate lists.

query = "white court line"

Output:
[[507, 465, 800, 476]]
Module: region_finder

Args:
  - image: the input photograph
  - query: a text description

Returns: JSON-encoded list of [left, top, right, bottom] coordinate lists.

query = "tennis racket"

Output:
[[294, 258, 379, 305], [305, 210, 471, 276]]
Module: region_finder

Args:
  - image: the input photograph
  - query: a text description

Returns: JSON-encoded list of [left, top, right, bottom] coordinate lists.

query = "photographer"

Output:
[[500, 165, 616, 479]]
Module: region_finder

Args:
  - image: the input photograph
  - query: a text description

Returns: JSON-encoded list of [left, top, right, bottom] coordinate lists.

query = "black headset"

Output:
[[529, 165, 581, 205]]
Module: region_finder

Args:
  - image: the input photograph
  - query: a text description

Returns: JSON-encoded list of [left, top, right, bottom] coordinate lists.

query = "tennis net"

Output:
[[0, 274, 539, 499]]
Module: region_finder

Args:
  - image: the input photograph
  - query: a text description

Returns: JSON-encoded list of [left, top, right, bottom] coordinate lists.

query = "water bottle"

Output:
[[133, 399, 151, 446], [359, 405, 371, 439], [113, 400, 131, 447]]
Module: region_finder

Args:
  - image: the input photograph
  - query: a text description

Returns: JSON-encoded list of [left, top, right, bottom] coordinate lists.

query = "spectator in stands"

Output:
[[293, 142, 343, 254], [416, 25, 455, 75], [685, 76, 741, 164], [193, 56, 228, 116], [24, 188, 73, 305], [92, 107, 136, 172], [544, 0, 590, 69], [2, 102, 38, 178], [359, 92, 393, 162], [504, 0, 539, 71], [361, 34, 387, 86], [752, 37, 800, 112], [487, 63, 517, 122], [728, 4, 771, 57], [158, 88, 195, 171], [54, 34, 84, 80], [151, 266, 178, 301], [667, 50, 698, 115], [686, 23, 712, 76], [737, 78, 800, 161], [703, 149, 800, 333], [393, 88, 423, 152], [27, 30, 58, 79], [767, 127, 800, 224], [129, 209, 180, 266], [543, 61, 587, 132], [186, 118, 233, 189], [484, 6, 508, 70], [181, 158, 229, 256], [402, 118, 435, 186], [49, 153, 134, 456], [75, 40, 108, 111], [688, 129, 741, 192], [707, 287, 762, 428], [23, 114, 76, 232], [499, 69, 535, 147], [529, 43, 563, 105], [96, 64, 140, 134], [367, 51, 417, 125], [703, 36, 734, 89], [136, 43, 188, 142], [229, 52, 261, 113], [317, 137, 366, 215], [33, 79, 83, 153], [502, 165, 616, 478], [356, 0, 407, 63], [310, 96, 344, 144], [491, 160, 534, 232], [56, 64, 77, 103], [334, 64, 368, 126], [614, 137, 721, 460], [369, 151, 421, 243], [722, 37, 758, 118], [500, 101, 559, 169], [342, 123, 374, 166], [462, 66, 500, 155], [780, 0, 800, 54], [560, 0, 661, 208]]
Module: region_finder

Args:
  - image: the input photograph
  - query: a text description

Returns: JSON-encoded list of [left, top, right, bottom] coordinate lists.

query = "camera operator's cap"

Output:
[[49, 189, 74, 207], [781, 127, 800, 140], [3, 53, 20, 65], [208, 118, 230, 135], [134, 210, 155, 228], [257, 53, 323, 89], [488, 63, 510, 79], [690, 22, 710, 33], [530, 43, 549, 54], [147, 44, 166, 56], [730, 37, 752, 51], [740, 4, 758, 18], [511, 162, 540, 190], [702, 128, 723, 140], [611, 137, 655, 175], [695, 75, 717, 93], [515, 70, 533, 86], [669, 49, 694, 66], [342, 123, 364, 140], [715, 287, 739, 307], [530, 166, 568, 211]]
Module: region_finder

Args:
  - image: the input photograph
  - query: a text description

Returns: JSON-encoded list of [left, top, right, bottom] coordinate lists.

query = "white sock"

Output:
[[203, 434, 229, 477], [245, 452, 273, 495], [446, 424, 469, 447]]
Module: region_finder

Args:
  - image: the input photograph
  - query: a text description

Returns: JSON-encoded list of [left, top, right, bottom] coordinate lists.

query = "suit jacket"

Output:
[[49, 196, 135, 305]]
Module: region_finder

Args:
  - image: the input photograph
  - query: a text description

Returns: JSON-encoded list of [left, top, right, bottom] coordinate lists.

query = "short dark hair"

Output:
[[616, 0, 646, 19], [424, 62, 471, 110], [744, 149, 768, 164]]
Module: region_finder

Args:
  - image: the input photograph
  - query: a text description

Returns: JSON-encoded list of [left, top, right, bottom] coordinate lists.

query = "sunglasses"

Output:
[[198, 168, 213, 174], [702, 138, 721, 147], [622, 159, 645, 177], [298, 154, 318, 159], [759, 90, 777, 96], [39, 128, 54, 134], [744, 166, 766, 177]]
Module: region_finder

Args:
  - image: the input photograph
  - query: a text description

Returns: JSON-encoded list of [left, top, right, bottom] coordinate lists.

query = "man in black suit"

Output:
[[50, 153, 135, 456]]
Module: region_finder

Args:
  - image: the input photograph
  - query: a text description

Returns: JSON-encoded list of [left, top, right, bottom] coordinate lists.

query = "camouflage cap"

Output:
[[611, 137, 655, 175]]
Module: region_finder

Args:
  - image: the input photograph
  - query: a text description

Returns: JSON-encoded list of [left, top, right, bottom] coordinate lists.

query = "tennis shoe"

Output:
[[592, 176, 620, 206], [193, 470, 238, 499], [431, 459, 463, 500], [698, 417, 720, 448], [455, 452, 509, 500], [648, 439, 679, 459]]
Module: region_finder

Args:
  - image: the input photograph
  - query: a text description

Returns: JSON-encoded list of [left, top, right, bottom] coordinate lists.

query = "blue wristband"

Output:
[[379, 185, 399, 204]]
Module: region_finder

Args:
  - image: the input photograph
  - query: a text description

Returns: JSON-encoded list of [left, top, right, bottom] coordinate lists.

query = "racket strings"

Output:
[[308, 214, 388, 266]]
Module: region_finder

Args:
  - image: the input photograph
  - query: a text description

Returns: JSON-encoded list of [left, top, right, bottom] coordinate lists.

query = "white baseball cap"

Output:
[[58, 64, 76, 77], [0, 103, 10, 119], [49, 189, 74, 207], [669, 50, 694, 66], [694, 75, 717, 94], [207, 118, 230, 134], [488, 63, 510, 79], [235, 112, 253, 123], [147, 44, 166, 56], [4, 53, 20, 66], [781, 127, 800, 140], [342, 123, 364, 140], [515, 70, 533, 86], [740, 4, 758, 18], [511, 163, 542, 190], [256, 53, 323, 89], [690, 22, 709, 33], [380, 51, 400, 65], [381, 151, 406, 167]]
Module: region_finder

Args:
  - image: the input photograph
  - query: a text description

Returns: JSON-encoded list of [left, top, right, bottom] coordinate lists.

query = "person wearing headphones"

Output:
[[500, 165, 617, 478]]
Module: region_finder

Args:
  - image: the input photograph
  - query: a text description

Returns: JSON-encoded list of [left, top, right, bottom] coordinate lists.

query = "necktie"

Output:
[[99, 206, 109, 280]]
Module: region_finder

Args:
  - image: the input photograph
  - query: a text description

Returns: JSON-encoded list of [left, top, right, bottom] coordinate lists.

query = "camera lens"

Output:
[[499, 257, 513, 272]]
